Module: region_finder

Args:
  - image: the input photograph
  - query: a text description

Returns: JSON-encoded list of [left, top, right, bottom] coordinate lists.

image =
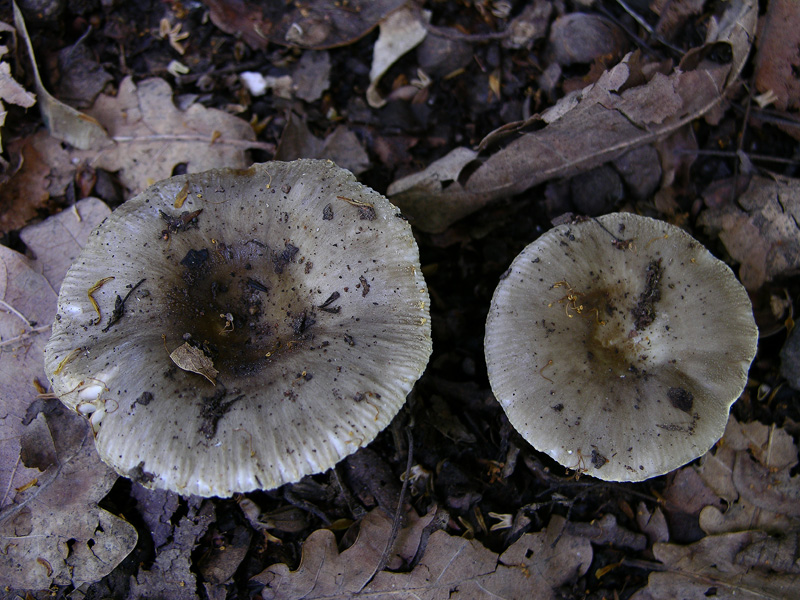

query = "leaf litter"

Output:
[[0, 198, 138, 589], [2, 0, 800, 597]]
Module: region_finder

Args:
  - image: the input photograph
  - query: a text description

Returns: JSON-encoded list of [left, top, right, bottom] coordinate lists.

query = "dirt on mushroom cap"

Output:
[[44, 160, 432, 497], [485, 213, 758, 482]]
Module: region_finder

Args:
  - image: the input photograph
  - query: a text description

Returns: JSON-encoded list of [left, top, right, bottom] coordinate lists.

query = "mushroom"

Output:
[[44, 160, 432, 497], [484, 213, 758, 481]]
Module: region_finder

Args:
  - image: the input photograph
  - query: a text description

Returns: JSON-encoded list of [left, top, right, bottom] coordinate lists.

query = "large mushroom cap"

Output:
[[485, 213, 758, 481], [44, 160, 432, 497]]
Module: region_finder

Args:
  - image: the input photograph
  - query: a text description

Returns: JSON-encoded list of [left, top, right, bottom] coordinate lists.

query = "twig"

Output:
[[111, 134, 275, 152], [360, 426, 414, 590], [0, 325, 51, 348], [0, 300, 36, 328]]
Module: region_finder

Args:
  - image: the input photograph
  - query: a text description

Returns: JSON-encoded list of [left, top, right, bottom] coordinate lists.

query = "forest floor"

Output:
[[1, 0, 800, 599]]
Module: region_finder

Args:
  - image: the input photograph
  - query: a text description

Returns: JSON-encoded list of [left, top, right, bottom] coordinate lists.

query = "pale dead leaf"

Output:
[[20, 197, 112, 291], [388, 0, 757, 232], [13, 1, 109, 150], [0, 61, 35, 108], [256, 511, 592, 600], [170, 342, 218, 384], [85, 76, 266, 195], [697, 174, 800, 290], [366, 7, 429, 108], [630, 529, 800, 600]]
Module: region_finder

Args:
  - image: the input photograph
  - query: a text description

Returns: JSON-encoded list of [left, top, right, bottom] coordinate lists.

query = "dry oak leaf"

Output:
[[84, 76, 263, 195], [388, 0, 756, 232], [630, 529, 800, 600], [0, 401, 138, 589], [0, 198, 132, 590], [698, 174, 800, 290], [257, 512, 592, 600], [0, 198, 108, 507]]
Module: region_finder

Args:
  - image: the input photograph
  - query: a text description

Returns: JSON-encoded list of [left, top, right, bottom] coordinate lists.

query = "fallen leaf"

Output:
[[697, 174, 800, 290], [20, 197, 112, 291], [0, 200, 132, 589], [256, 510, 592, 600], [388, 0, 756, 232], [13, 1, 109, 150], [0, 134, 51, 234], [695, 417, 799, 535], [754, 0, 800, 114], [0, 401, 138, 588], [630, 529, 800, 600], [128, 499, 214, 600], [170, 342, 218, 384], [86, 76, 265, 195], [202, 0, 407, 50], [366, 6, 429, 108]]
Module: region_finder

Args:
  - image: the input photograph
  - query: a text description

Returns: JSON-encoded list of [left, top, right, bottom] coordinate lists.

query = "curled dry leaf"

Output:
[[13, 1, 109, 150], [698, 174, 800, 290], [388, 0, 757, 232], [256, 510, 592, 600], [366, 6, 429, 108], [170, 342, 219, 385]]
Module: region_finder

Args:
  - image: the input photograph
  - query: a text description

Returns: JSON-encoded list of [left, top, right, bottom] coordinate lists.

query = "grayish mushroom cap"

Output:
[[485, 213, 758, 481], [44, 160, 432, 497]]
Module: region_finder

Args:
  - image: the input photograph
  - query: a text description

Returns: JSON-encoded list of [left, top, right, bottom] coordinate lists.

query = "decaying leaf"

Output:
[[85, 76, 264, 195], [255, 510, 592, 600], [13, 1, 109, 150], [695, 416, 800, 535], [388, 0, 757, 232], [0, 200, 134, 589], [128, 499, 214, 600], [630, 529, 800, 600], [170, 342, 218, 384], [202, 0, 407, 50], [698, 174, 800, 290], [0, 401, 138, 588], [754, 0, 800, 115]]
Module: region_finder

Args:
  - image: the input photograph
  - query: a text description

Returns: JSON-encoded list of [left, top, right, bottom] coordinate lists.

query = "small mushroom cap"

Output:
[[44, 160, 432, 497], [485, 213, 758, 481]]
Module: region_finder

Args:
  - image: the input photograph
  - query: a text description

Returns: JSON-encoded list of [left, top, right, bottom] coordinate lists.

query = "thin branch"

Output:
[[111, 134, 275, 152], [0, 300, 35, 328]]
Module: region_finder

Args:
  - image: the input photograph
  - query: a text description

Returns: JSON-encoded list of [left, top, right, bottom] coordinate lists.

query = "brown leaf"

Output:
[[0, 199, 132, 589], [170, 342, 218, 384], [697, 174, 800, 290], [202, 0, 407, 50], [129, 499, 214, 600], [0, 135, 51, 234], [256, 511, 592, 600], [388, 0, 757, 232], [85, 76, 263, 195], [754, 0, 800, 113], [631, 530, 800, 600]]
